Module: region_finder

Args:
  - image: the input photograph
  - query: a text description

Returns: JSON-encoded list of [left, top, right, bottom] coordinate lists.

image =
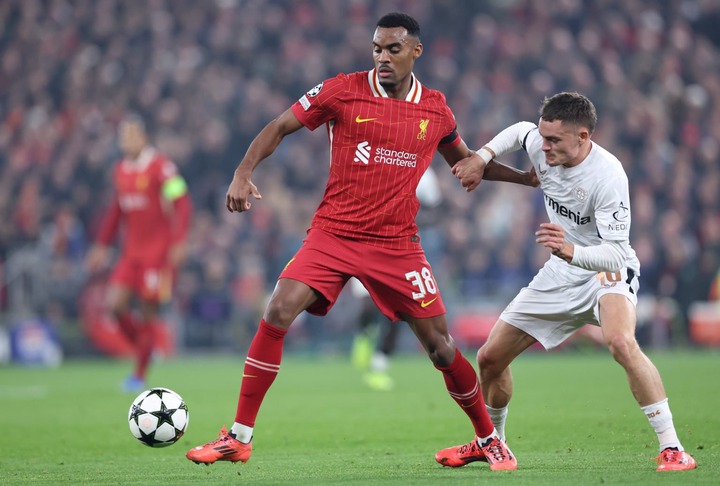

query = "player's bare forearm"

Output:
[[227, 109, 304, 213], [168, 242, 187, 267], [235, 116, 294, 176], [438, 139, 475, 168], [85, 244, 110, 273], [483, 161, 539, 187], [442, 141, 486, 192]]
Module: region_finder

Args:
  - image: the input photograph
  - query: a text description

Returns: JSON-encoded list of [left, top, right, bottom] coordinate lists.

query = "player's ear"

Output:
[[578, 127, 590, 144], [413, 41, 423, 60]]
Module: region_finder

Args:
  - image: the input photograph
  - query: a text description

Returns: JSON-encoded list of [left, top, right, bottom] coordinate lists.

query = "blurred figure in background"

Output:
[[85, 115, 192, 392], [351, 166, 444, 391], [349, 277, 396, 390]]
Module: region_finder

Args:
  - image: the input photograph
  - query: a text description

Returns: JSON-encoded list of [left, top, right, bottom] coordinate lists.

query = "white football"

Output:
[[128, 387, 189, 447]]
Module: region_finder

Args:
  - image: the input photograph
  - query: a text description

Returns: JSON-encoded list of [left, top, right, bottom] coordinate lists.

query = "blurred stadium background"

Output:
[[1, 0, 720, 365]]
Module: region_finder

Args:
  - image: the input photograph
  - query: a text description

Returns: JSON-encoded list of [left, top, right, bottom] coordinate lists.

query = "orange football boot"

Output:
[[435, 436, 487, 467], [436, 436, 517, 470], [655, 448, 697, 472], [480, 437, 517, 471], [186, 426, 252, 465]]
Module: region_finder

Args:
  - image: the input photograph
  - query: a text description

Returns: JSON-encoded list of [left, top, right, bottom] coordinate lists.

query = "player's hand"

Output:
[[226, 173, 262, 213], [535, 222, 574, 262], [451, 152, 486, 192], [527, 166, 540, 187], [85, 245, 109, 273], [168, 242, 187, 267]]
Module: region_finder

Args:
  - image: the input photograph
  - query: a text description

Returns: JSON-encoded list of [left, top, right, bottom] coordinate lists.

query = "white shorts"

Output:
[[500, 266, 639, 349]]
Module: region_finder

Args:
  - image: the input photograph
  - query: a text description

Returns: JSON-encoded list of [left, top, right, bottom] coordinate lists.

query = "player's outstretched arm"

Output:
[[483, 160, 539, 187], [439, 140, 486, 192], [226, 109, 304, 213]]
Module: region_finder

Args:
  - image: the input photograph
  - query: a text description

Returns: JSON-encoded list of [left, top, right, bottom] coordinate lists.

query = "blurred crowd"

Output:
[[1, 0, 719, 353]]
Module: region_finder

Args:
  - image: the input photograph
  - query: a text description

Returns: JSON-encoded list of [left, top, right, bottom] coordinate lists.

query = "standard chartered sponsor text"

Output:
[[374, 147, 417, 167]]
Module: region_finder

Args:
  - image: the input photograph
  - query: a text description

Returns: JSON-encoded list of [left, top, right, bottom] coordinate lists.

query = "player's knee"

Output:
[[477, 345, 502, 378], [605, 333, 637, 363], [263, 299, 298, 329], [424, 338, 455, 367]]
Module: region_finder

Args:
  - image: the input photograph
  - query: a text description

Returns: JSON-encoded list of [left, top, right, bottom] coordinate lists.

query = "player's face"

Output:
[[538, 118, 591, 168], [119, 122, 147, 159], [372, 27, 422, 95]]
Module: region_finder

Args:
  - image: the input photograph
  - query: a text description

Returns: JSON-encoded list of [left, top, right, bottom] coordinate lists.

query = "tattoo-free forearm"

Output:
[[482, 160, 533, 185]]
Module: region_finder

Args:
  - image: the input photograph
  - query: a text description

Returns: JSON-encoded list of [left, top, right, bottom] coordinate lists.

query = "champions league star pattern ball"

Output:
[[128, 387, 189, 447]]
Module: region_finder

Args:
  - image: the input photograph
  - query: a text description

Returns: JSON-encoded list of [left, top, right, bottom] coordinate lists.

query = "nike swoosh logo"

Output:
[[355, 116, 377, 123], [420, 297, 438, 308], [242, 374, 257, 378]]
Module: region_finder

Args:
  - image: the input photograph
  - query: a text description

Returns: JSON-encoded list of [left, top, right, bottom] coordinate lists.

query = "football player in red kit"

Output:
[[187, 13, 535, 471], [86, 115, 192, 392]]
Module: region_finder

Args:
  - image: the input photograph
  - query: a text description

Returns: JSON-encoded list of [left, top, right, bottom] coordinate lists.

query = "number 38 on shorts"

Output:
[[405, 267, 438, 300]]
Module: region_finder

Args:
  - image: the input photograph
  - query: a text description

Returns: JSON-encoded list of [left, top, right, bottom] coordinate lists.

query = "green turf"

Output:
[[0, 350, 717, 485]]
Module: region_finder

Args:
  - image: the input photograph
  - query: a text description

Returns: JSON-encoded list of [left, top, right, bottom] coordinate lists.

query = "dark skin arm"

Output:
[[438, 140, 486, 192], [226, 108, 304, 213], [452, 143, 539, 189], [483, 160, 539, 187]]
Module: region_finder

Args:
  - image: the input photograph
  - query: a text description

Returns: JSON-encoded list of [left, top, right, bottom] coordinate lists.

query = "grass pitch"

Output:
[[0, 349, 717, 485]]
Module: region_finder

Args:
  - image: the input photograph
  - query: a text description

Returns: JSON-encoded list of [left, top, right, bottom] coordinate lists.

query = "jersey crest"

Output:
[[417, 119, 429, 140]]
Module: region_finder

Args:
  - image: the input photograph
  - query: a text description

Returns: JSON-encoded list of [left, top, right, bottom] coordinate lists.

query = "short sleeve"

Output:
[[290, 73, 348, 131], [157, 158, 179, 183], [437, 100, 460, 148]]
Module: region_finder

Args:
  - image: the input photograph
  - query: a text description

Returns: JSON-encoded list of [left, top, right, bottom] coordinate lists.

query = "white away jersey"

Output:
[[521, 124, 640, 281]]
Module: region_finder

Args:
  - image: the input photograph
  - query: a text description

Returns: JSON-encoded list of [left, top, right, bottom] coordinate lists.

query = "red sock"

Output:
[[134, 320, 157, 380], [436, 347, 494, 438], [235, 320, 287, 426]]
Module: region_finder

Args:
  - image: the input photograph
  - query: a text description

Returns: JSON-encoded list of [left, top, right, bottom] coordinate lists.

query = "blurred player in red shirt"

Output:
[[187, 12, 536, 470], [86, 115, 192, 392]]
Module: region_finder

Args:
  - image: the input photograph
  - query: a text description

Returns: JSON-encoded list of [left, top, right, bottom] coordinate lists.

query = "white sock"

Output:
[[486, 405, 508, 442], [230, 422, 253, 444], [369, 352, 389, 373], [640, 398, 683, 452], [476, 427, 501, 447]]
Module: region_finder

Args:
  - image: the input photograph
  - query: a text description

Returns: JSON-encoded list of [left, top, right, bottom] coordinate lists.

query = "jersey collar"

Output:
[[122, 146, 156, 172], [368, 68, 422, 103]]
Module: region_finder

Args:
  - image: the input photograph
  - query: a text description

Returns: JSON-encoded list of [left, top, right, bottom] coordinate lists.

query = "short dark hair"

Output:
[[540, 92, 597, 134], [120, 113, 147, 133], [376, 12, 420, 38]]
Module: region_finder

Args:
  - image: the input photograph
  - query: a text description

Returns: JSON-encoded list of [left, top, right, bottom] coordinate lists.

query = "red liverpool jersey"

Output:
[[98, 148, 181, 264], [290, 69, 460, 249]]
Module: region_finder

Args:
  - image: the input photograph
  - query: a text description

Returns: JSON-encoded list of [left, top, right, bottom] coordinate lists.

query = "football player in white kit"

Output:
[[436, 92, 696, 472]]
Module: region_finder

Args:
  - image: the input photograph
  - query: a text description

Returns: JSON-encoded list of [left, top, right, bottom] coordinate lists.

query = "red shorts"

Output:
[[109, 257, 174, 303], [279, 229, 445, 322]]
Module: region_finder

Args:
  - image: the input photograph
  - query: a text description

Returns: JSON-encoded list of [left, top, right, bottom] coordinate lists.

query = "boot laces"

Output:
[[206, 429, 234, 447], [656, 448, 680, 465], [458, 441, 480, 456], [485, 441, 508, 462]]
